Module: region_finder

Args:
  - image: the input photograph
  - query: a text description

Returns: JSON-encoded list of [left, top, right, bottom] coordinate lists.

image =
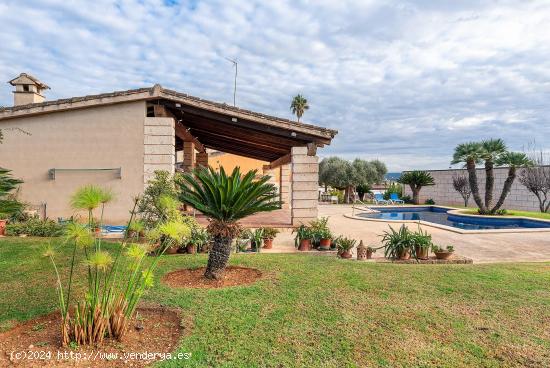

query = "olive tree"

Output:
[[319, 157, 387, 203]]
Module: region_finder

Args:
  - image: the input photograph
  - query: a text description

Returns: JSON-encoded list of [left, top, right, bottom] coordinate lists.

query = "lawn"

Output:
[[460, 208, 550, 220], [1, 237, 550, 367]]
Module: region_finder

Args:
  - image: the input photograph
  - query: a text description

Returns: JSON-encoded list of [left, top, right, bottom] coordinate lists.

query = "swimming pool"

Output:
[[357, 206, 550, 231]]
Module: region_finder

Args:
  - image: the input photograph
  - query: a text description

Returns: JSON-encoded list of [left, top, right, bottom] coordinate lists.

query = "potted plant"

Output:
[[261, 227, 279, 249], [0, 214, 8, 236], [411, 227, 432, 260], [185, 227, 210, 254], [432, 245, 454, 260], [309, 217, 330, 249], [317, 228, 333, 251], [336, 237, 355, 259], [381, 225, 414, 260], [367, 246, 376, 259], [250, 228, 265, 253], [293, 225, 313, 251], [127, 220, 145, 239]]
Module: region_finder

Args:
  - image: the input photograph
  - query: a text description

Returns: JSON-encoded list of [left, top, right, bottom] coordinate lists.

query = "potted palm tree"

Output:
[[178, 166, 280, 280], [293, 225, 313, 251], [261, 227, 279, 249]]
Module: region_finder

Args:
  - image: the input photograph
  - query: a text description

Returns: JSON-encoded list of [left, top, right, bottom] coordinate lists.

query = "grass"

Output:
[[459, 209, 550, 220], [1, 237, 550, 367]]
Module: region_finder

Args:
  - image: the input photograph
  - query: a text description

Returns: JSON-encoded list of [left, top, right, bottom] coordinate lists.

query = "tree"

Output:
[[451, 142, 485, 211], [519, 152, 550, 213], [290, 94, 309, 122], [452, 172, 471, 207], [491, 152, 532, 212], [452, 139, 532, 214], [0, 167, 23, 218], [397, 171, 435, 205], [480, 139, 507, 210], [177, 166, 280, 279], [319, 157, 387, 203]]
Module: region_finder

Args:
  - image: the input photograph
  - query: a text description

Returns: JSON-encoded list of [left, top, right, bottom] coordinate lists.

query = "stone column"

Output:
[[279, 164, 291, 209], [183, 141, 195, 172], [290, 146, 318, 225], [196, 152, 209, 168], [143, 117, 175, 187]]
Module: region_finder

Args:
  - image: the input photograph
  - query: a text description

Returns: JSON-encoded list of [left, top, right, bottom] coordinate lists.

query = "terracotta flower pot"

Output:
[[186, 244, 197, 254], [366, 248, 374, 259], [298, 238, 312, 251], [340, 250, 352, 259], [263, 238, 274, 249], [398, 249, 411, 260], [415, 246, 429, 260], [0, 219, 6, 236], [434, 251, 453, 260], [319, 238, 332, 250], [165, 245, 179, 255]]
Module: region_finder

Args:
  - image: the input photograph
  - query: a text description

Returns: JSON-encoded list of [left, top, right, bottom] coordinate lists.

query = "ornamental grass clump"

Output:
[[45, 185, 188, 347]]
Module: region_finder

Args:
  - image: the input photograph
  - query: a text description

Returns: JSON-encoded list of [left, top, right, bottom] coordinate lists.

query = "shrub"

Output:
[[137, 171, 183, 228], [6, 218, 65, 237], [45, 185, 191, 347], [383, 182, 403, 200], [425, 198, 436, 205]]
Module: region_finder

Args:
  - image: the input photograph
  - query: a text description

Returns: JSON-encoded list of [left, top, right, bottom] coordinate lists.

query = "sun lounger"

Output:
[[389, 193, 405, 204]]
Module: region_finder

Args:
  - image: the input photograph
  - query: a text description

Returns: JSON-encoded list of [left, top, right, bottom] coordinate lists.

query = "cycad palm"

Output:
[[397, 171, 435, 204], [290, 94, 309, 123], [178, 166, 281, 279]]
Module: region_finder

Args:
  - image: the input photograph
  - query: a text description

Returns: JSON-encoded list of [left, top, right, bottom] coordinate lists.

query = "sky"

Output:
[[1, 0, 549, 171]]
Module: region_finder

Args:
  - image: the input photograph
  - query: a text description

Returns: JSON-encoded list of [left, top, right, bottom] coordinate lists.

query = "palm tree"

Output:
[[178, 166, 281, 279], [0, 167, 23, 217], [290, 94, 309, 122], [491, 152, 532, 213], [397, 171, 435, 204], [480, 139, 507, 210], [451, 142, 486, 212]]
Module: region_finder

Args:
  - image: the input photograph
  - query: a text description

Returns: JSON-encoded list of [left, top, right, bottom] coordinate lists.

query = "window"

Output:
[[23, 85, 30, 92]]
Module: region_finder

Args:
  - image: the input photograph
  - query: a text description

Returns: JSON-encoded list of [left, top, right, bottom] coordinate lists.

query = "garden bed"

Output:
[[162, 266, 263, 289], [0, 306, 186, 367], [377, 255, 473, 264]]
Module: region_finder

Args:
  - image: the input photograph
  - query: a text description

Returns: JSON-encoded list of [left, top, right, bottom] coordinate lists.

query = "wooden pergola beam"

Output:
[[153, 104, 206, 153], [267, 153, 291, 169]]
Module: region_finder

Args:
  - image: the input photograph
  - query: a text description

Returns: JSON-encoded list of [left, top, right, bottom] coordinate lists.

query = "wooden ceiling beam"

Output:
[[164, 103, 331, 145], [189, 128, 290, 154], [206, 144, 276, 162], [152, 104, 206, 153]]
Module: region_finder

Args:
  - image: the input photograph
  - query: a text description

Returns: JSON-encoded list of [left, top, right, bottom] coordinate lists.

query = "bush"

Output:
[[401, 195, 414, 204], [383, 182, 403, 200], [6, 218, 65, 237], [425, 199, 436, 205]]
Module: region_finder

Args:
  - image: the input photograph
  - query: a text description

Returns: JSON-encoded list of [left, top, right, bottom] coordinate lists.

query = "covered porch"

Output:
[[143, 88, 337, 226]]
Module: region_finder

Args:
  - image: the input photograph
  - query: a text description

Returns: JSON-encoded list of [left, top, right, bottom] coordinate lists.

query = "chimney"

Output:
[[8, 73, 50, 106]]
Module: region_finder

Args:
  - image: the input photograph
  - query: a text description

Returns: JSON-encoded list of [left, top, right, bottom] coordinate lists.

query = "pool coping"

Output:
[[345, 205, 550, 234]]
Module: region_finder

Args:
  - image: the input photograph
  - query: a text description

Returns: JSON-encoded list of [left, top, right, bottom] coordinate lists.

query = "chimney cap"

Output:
[[8, 73, 50, 90]]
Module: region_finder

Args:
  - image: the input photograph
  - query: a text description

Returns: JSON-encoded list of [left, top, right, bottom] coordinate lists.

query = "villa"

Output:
[[0, 73, 337, 224]]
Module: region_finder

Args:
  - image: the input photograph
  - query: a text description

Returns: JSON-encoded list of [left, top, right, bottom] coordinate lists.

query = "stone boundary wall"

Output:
[[143, 117, 175, 186], [403, 167, 543, 212]]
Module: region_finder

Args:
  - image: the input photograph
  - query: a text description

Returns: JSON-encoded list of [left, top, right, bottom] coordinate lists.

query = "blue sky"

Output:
[[1, 0, 549, 171]]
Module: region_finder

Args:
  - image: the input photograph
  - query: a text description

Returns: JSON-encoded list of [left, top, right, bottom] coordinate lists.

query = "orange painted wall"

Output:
[[208, 152, 280, 180]]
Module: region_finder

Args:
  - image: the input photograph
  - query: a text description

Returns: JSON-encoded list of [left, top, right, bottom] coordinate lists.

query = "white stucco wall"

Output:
[[403, 167, 543, 211], [0, 101, 147, 223]]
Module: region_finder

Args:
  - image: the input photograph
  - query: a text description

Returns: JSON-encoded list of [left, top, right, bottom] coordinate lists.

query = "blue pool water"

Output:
[[358, 207, 550, 230]]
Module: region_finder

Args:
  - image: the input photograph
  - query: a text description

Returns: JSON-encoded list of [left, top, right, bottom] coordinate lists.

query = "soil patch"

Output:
[[163, 266, 263, 289], [0, 306, 187, 367]]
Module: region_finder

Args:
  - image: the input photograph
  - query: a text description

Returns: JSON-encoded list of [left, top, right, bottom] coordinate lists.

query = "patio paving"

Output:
[[261, 204, 550, 263]]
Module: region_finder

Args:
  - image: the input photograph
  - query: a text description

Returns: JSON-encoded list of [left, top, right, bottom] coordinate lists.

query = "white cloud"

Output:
[[0, 0, 549, 170]]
